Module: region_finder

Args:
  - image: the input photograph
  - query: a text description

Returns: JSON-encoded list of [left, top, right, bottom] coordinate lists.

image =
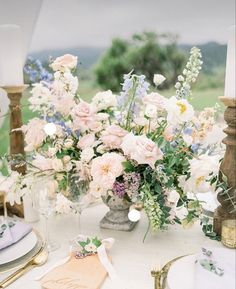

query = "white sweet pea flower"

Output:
[[0, 172, 24, 206], [167, 190, 180, 207], [153, 74, 166, 86], [29, 83, 52, 112], [183, 134, 193, 146]]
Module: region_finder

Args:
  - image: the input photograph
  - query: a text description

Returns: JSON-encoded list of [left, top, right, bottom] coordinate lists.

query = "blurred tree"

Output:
[[95, 38, 130, 92], [95, 32, 186, 92]]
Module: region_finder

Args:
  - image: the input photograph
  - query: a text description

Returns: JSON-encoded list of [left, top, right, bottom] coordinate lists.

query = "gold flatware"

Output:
[[151, 267, 162, 289], [0, 248, 48, 288]]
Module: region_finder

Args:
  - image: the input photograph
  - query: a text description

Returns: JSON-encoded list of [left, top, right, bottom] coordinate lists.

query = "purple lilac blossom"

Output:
[[113, 181, 126, 198]]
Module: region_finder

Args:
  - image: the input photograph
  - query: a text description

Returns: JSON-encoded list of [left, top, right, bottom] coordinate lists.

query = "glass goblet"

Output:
[[33, 188, 60, 252], [67, 178, 90, 234]]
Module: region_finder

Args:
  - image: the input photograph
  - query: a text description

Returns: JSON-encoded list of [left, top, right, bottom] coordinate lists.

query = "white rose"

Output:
[[92, 90, 117, 111], [153, 74, 166, 86], [145, 104, 158, 118], [51, 158, 64, 172], [180, 154, 220, 194], [81, 147, 94, 163]]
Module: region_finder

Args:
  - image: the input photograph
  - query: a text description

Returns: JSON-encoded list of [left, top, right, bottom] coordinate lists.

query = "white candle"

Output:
[[224, 25, 236, 98], [0, 24, 24, 86]]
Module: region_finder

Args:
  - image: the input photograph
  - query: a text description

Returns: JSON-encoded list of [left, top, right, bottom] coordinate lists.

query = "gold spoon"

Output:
[[0, 248, 48, 288]]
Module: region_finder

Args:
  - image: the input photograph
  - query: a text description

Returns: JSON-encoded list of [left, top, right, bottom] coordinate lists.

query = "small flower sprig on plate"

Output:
[[198, 248, 224, 277]]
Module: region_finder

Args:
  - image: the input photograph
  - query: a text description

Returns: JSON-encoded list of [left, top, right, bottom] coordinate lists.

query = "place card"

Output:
[[41, 254, 108, 289]]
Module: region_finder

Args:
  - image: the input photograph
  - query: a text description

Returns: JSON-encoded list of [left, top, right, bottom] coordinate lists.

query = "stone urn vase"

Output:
[[100, 195, 137, 231]]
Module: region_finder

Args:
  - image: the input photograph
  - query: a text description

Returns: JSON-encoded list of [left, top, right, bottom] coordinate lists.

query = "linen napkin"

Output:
[[39, 235, 126, 289], [194, 247, 236, 289], [0, 218, 32, 250]]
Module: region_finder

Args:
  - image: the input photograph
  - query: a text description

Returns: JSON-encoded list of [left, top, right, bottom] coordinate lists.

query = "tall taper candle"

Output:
[[0, 24, 24, 86], [224, 26, 235, 99]]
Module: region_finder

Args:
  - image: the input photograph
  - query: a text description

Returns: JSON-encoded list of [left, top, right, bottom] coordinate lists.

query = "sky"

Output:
[[1, 0, 235, 52]]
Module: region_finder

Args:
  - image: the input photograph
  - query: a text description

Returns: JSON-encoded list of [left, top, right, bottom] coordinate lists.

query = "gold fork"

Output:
[[151, 267, 162, 289]]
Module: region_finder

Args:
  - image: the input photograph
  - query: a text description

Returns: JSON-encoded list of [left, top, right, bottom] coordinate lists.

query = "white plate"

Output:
[[167, 255, 196, 289], [0, 231, 38, 265]]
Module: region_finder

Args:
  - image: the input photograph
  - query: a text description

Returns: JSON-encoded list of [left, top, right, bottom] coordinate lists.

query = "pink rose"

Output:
[[22, 118, 47, 151], [72, 101, 96, 132], [51, 54, 77, 71], [101, 125, 128, 149], [121, 133, 163, 168], [89, 121, 103, 133], [91, 153, 125, 189], [77, 134, 95, 150], [143, 92, 166, 110]]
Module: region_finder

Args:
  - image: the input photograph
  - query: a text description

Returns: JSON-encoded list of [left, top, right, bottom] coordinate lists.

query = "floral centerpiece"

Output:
[[0, 49, 224, 234]]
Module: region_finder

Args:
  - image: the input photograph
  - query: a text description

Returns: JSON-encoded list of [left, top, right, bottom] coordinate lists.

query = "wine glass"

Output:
[[67, 177, 90, 235], [33, 188, 60, 252]]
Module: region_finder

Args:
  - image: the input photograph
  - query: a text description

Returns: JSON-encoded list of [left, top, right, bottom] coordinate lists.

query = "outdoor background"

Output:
[[0, 0, 235, 158]]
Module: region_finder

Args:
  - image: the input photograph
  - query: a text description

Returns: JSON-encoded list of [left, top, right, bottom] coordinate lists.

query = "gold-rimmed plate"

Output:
[[0, 230, 44, 274]]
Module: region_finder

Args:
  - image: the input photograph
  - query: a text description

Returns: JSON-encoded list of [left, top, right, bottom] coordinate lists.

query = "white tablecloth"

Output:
[[1, 204, 223, 289]]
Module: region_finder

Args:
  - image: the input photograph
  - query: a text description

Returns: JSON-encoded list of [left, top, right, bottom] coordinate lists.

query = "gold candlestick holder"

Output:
[[1, 85, 28, 217], [213, 96, 236, 235], [221, 219, 236, 248]]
